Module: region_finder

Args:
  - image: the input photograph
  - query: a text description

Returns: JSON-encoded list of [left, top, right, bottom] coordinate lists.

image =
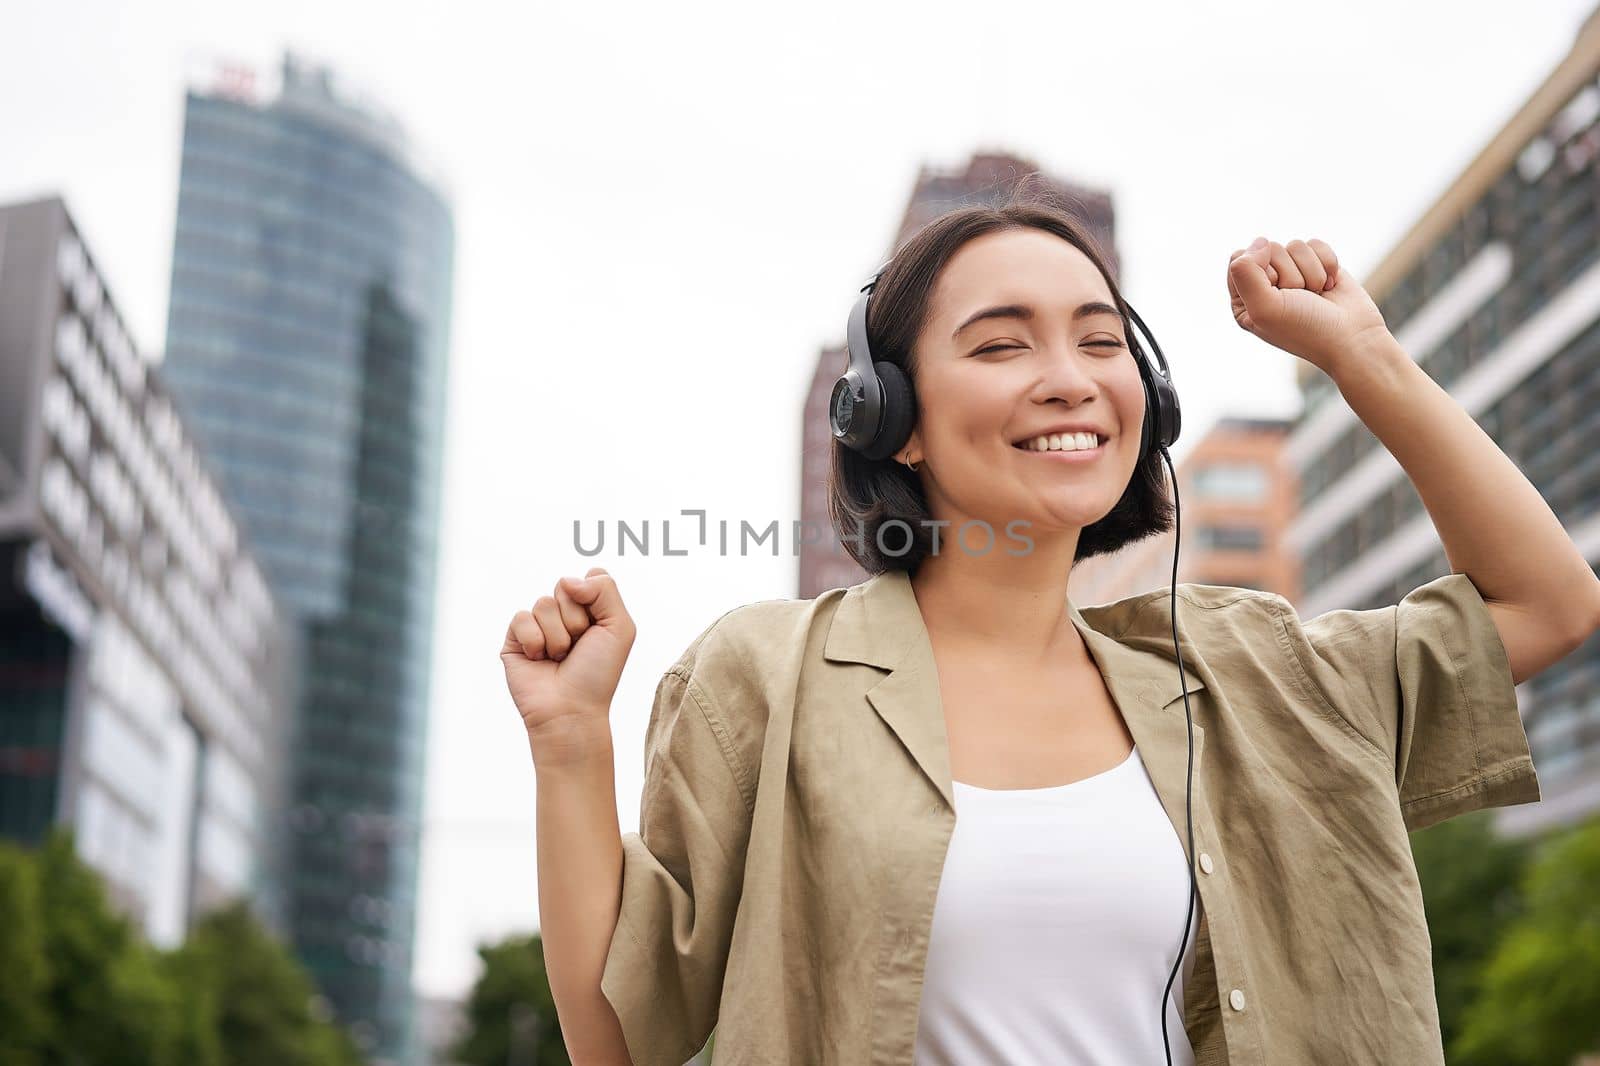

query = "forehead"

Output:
[[930, 228, 1111, 322]]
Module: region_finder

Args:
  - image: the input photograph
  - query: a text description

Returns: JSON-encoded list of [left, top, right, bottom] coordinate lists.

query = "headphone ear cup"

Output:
[[1134, 347, 1181, 456], [1138, 358, 1158, 458], [866, 360, 916, 462], [1151, 374, 1181, 451]]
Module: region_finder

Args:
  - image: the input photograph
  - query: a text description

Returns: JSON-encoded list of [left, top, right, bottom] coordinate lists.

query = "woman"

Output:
[[502, 191, 1597, 1066]]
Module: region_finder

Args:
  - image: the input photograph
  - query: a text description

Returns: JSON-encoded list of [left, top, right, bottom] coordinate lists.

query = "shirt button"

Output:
[[1229, 988, 1246, 1012], [1199, 852, 1215, 875]]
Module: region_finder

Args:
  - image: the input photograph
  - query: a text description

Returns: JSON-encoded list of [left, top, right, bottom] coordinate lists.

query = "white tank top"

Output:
[[913, 747, 1199, 1066]]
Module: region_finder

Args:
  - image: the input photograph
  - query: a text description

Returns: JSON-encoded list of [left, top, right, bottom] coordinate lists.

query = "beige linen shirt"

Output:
[[599, 569, 1541, 1065]]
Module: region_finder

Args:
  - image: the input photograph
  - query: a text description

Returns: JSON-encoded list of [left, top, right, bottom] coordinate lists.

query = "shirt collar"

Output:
[[823, 568, 1207, 815]]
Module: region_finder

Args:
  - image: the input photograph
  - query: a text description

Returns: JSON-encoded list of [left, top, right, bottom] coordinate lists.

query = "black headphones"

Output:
[[829, 260, 1199, 1066], [829, 261, 1183, 461]]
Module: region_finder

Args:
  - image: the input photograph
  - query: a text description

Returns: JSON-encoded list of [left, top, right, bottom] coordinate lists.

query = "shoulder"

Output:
[[652, 588, 852, 794], [661, 585, 857, 721], [1078, 582, 1297, 684], [1080, 581, 1285, 639], [667, 588, 849, 674]]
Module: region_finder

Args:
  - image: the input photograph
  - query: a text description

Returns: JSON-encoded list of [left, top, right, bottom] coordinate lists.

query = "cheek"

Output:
[[1116, 371, 1149, 427], [1116, 356, 1148, 400], [923, 374, 1013, 449]]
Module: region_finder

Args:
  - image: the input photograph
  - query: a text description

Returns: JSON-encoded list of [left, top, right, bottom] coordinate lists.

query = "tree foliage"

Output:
[[176, 901, 363, 1066], [453, 932, 568, 1065], [0, 841, 51, 1065], [1410, 811, 1531, 1051], [33, 830, 185, 1065], [0, 830, 360, 1066], [1450, 815, 1600, 1066]]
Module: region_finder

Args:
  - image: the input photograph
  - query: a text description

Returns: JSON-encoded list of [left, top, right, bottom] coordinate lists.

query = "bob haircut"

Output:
[[827, 181, 1176, 576]]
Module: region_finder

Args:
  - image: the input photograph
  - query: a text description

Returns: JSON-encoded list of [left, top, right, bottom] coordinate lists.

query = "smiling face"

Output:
[[900, 226, 1148, 540]]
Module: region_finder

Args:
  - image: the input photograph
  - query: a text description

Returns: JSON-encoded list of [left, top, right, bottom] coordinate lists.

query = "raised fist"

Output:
[[500, 567, 637, 756]]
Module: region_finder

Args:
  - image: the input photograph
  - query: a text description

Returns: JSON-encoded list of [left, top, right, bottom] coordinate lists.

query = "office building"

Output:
[[161, 53, 455, 1062], [0, 195, 292, 945], [1071, 417, 1301, 605]]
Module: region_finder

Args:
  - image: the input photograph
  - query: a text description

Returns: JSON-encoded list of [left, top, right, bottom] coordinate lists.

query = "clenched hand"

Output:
[[500, 567, 637, 761]]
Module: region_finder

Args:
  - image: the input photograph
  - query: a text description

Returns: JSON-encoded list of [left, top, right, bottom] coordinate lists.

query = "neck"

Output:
[[907, 530, 1085, 667]]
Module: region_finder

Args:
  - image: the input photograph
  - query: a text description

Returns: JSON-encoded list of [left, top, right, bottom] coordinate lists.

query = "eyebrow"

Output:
[[951, 301, 1123, 340]]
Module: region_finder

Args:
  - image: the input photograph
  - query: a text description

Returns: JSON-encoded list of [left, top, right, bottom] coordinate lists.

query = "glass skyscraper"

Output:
[[160, 53, 454, 1064]]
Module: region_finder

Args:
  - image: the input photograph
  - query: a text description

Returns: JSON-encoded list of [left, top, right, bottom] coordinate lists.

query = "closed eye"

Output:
[[974, 340, 1126, 355]]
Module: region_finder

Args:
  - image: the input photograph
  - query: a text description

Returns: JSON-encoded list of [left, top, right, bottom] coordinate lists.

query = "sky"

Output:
[[5, 0, 1597, 999]]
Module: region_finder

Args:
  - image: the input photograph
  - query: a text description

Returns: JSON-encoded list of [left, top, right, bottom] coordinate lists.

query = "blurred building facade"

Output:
[[800, 152, 1117, 598], [1070, 417, 1301, 606], [159, 53, 455, 1064], [1285, 11, 1600, 834], [0, 195, 293, 947]]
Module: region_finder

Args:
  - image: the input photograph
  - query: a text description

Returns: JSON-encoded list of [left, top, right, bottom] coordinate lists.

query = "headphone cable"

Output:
[[1158, 444, 1197, 1066]]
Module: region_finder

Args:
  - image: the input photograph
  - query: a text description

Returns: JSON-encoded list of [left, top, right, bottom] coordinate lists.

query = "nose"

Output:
[[1028, 344, 1100, 407]]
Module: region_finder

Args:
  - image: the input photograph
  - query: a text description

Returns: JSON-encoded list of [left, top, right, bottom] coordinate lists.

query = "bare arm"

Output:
[[1225, 236, 1600, 681], [1329, 332, 1600, 682], [500, 568, 639, 1065], [534, 721, 633, 1066]]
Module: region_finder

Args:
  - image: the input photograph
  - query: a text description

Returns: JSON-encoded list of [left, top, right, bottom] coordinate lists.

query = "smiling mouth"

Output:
[[1012, 434, 1109, 454]]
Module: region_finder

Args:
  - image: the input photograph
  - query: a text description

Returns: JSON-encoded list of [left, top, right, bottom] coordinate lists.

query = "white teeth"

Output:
[[1024, 432, 1101, 452]]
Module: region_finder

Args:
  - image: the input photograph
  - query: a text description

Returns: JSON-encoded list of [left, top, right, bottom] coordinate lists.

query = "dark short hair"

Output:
[[827, 180, 1176, 575]]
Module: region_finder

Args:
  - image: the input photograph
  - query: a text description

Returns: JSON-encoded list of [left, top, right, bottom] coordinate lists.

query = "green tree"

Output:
[[453, 932, 568, 1065], [0, 841, 52, 1064], [33, 830, 184, 1065], [1452, 815, 1600, 1066], [156, 946, 223, 1066], [1410, 811, 1531, 1050], [0, 830, 360, 1066], [175, 900, 363, 1066]]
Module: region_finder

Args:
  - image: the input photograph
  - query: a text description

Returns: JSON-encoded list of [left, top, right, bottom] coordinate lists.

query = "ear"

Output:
[[898, 427, 923, 466]]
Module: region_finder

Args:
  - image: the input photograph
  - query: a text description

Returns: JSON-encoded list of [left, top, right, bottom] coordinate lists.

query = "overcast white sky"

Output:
[[6, 0, 1596, 999]]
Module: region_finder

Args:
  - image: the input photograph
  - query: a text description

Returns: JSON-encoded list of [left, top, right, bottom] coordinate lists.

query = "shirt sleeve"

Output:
[[1273, 571, 1541, 831], [599, 663, 753, 1066]]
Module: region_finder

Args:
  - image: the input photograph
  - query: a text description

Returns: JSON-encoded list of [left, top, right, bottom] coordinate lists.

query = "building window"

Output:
[[1191, 461, 1269, 503], [1194, 524, 1264, 552]]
